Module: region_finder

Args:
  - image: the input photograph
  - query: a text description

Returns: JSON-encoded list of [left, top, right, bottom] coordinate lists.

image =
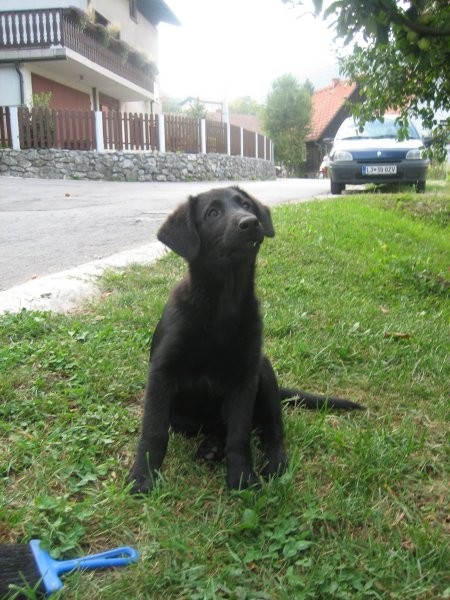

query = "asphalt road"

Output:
[[0, 177, 329, 291]]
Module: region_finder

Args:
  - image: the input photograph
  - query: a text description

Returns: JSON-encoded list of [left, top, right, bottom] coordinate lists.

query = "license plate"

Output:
[[362, 165, 397, 175]]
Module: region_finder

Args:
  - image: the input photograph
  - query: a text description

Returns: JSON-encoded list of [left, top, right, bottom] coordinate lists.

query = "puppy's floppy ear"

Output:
[[255, 200, 275, 238], [157, 196, 200, 260]]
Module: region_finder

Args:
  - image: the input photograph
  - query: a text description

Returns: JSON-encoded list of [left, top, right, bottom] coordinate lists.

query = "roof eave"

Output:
[[137, 0, 181, 26]]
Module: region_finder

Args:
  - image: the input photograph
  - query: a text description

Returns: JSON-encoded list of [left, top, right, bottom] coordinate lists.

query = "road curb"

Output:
[[0, 241, 167, 315]]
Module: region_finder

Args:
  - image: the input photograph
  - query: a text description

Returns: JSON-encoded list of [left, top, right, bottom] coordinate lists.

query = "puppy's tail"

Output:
[[280, 387, 364, 411]]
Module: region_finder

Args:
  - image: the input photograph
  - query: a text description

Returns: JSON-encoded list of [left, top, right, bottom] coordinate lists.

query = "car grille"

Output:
[[356, 158, 402, 164]]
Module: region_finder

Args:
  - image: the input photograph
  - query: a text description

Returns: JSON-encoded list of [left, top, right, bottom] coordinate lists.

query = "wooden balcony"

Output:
[[0, 9, 155, 94]]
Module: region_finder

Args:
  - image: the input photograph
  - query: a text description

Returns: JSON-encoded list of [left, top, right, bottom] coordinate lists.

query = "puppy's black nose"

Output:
[[238, 215, 260, 231]]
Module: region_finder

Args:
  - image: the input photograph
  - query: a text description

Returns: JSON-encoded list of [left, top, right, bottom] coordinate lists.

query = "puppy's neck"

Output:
[[188, 257, 258, 310]]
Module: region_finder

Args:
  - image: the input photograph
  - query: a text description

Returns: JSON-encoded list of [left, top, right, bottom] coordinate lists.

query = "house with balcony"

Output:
[[0, 0, 179, 114]]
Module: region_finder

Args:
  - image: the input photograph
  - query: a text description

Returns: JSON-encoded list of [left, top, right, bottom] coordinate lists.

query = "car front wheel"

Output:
[[330, 180, 344, 195]]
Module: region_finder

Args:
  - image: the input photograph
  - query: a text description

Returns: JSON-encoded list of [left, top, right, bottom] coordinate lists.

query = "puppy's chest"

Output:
[[200, 316, 259, 355], [184, 313, 261, 374]]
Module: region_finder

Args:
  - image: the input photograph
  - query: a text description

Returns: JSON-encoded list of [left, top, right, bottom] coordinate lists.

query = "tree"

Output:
[[185, 97, 207, 119], [161, 96, 182, 114], [282, 0, 450, 160], [228, 96, 262, 115], [263, 74, 312, 175]]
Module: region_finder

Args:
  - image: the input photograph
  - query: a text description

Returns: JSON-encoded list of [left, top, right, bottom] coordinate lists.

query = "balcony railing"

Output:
[[0, 9, 155, 93]]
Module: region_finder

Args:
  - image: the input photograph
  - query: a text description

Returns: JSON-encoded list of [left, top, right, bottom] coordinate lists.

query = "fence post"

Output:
[[94, 111, 104, 152], [9, 106, 21, 150], [157, 113, 165, 152], [226, 122, 231, 156], [255, 132, 258, 159], [240, 127, 244, 157], [200, 119, 206, 154]]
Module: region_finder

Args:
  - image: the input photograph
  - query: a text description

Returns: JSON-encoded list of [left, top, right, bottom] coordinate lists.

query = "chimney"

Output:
[[332, 78, 340, 88]]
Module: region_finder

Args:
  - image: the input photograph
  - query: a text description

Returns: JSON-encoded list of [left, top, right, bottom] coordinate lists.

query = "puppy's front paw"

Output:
[[227, 467, 259, 490], [126, 470, 155, 495], [261, 451, 288, 479]]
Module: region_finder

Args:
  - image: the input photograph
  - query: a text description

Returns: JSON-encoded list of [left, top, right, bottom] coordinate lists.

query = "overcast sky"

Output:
[[158, 0, 339, 103]]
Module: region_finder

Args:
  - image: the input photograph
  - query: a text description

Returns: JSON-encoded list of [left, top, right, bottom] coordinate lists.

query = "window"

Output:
[[129, 0, 138, 21], [94, 10, 108, 27]]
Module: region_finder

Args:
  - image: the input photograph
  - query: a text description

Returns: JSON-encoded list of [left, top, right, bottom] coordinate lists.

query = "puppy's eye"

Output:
[[207, 207, 220, 218], [241, 201, 251, 210]]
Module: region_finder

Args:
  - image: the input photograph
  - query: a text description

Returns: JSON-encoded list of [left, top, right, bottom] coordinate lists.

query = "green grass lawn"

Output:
[[1, 183, 449, 599]]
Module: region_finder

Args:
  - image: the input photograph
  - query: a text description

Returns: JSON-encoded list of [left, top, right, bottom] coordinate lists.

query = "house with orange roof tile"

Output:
[[306, 79, 359, 176]]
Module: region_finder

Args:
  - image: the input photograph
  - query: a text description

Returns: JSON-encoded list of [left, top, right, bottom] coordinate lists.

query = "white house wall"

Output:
[[1, 0, 161, 112], [1, 0, 86, 10], [0, 65, 22, 105], [93, 0, 159, 64], [21, 67, 32, 107]]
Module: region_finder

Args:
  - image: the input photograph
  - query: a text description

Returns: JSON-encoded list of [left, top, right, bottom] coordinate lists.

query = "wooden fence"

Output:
[[19, 107, 96, 150], [258, 134, 265, 159], [103, 111, 157, 151], [0, 106, 11, 148], [205, 120, 227, 154], [1, 106, 273, 160], [243, 128, 256, 158], [230, 124, 241, 156], [165, 114, 200, 153]]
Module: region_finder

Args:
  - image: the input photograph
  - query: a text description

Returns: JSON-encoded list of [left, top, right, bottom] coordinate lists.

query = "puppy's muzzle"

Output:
[[238, 215, 263, 245]]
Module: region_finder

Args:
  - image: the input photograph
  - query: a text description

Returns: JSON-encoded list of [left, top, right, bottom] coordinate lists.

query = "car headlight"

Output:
[[332, 150, 353, 161], [406, 148, 424, 159]]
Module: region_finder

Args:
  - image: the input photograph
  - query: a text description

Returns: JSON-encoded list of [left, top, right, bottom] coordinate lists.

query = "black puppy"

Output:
[[127, 186, 362, 493]]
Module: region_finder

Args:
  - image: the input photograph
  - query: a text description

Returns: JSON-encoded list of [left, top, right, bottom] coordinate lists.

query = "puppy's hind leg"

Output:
[[196, 433, 225, 464]]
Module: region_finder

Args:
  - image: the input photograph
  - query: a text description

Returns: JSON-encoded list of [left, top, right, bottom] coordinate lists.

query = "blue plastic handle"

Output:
[[30, 539, 139, 594]]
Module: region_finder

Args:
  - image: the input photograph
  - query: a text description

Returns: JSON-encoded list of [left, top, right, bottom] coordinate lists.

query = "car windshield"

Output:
[[336, 118, 420, 141]]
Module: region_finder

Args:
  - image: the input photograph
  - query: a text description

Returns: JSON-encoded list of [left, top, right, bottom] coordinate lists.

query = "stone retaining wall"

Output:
[[0, 149, 275, 182]]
